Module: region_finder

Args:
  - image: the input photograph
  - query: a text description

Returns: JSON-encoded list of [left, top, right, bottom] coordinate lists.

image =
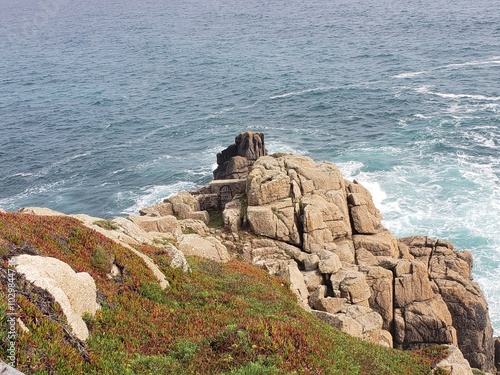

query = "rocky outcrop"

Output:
[[401, 236, 495, 371], [177, 234, 230, 263], [225, 152, 495, 372], [13, 136, 497, 373], [246, 154, 351, 251], [19, 208, 183, 286], [128, 215, 183, 237], [213, 131, 267, 180], [11, 255, 99, 341]]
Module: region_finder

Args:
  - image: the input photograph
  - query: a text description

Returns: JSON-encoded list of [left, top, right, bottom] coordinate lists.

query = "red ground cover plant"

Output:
[[0, 212, 443, 374]]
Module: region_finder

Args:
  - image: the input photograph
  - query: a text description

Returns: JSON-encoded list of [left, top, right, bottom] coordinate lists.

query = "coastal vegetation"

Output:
[[0, 212, 447, 374]]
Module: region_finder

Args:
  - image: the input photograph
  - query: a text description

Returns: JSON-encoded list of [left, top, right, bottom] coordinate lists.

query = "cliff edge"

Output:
[[1, 131, 497, 374], [141, 131, 496, 373]]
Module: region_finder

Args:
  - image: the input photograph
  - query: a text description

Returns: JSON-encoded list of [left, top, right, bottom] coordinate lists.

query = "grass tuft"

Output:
[[207, 209, 224, 228], [93, 220, 119, 231]]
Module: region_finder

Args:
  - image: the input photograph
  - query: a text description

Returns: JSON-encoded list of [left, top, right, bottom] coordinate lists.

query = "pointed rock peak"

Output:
[[213, 131, 268, 180]]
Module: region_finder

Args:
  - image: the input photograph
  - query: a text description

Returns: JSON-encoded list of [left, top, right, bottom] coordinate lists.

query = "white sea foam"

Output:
[[393, 57, 500, 79], [266, 141, 308, 155], [466, 132, 497, 148], [413, 113, 432, 119], [0, 172, 35, 182], [122, 181, 198, 215], [269, 87, 331, 100], [415, 86, 500, 101], [356, 155, 500, 334], [32, 151, 92, 178], [443, 58, 500, 69], [337, 160, 364, 179], [432, 92, 500, 101], [393, 71, 428, 79], [131, 154, 173, 172], [269, 81, 383, 100], [0, 180, 68, 209]]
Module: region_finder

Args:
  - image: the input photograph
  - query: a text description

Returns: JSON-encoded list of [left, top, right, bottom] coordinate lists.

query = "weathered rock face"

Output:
[[346, 181, 384, 235], [246, 154, 351, 251], [401, 236, 495, 372], [213, 131, 268, 180], [178, 234, 231, 263], [236, 152, 494, 371]]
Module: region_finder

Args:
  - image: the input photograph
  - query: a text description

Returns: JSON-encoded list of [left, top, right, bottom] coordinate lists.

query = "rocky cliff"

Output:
[[1, 131, 498, 375], [162, 132, 496, 374]]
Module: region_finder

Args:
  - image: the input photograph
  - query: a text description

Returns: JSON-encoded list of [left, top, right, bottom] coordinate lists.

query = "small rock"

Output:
[[303, 253, 320, 271], [301, 270, 323, 292], [318, 252, 341, 274]]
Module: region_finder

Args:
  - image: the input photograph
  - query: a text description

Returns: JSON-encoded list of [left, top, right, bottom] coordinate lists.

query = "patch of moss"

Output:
[[93, 220, 118, 231], [139, 281, 168, 304], [207, 209, 224, 228], [182, 227, 197, 235], [239, 194, 248, 219], [434, 368, 450, 375]]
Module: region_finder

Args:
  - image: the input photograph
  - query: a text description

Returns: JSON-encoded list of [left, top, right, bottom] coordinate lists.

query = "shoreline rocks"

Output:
[[4, 132, 497, 374]]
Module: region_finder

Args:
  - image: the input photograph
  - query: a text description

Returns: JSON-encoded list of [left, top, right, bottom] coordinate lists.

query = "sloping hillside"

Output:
[[0, 212, 449, 374]]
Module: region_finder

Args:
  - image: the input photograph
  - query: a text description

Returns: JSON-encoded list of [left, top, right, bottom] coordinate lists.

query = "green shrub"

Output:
[[434, 368, 450, 375], [93, 220, 118, 230], [170, 340, 199, 363], [207, 209, 224, 228], [128, 354, 179, 374], [223, 361, 282, 375], [139, 281, 168, 304], [91, 245, 112, 273]]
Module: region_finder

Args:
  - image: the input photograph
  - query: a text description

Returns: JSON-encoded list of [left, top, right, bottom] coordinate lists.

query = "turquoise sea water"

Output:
[[1, 0, 499, 333]]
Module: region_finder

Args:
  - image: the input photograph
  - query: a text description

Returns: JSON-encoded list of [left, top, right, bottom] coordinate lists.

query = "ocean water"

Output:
[[1, 0, 499, 333]]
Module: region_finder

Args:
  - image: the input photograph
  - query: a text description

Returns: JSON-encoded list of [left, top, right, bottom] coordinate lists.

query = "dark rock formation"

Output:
[[213, 131, 267, 180]]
